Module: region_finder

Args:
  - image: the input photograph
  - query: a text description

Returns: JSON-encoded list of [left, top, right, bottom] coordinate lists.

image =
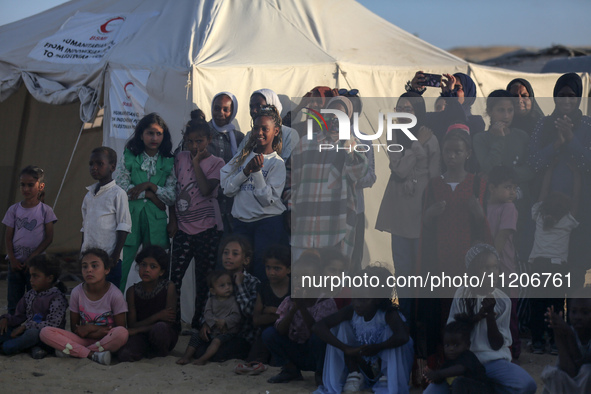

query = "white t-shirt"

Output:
[[528, 201, 579, 264], [220, 151, 286, 222], [81, 180, 132, 256], [448, 287, 513, 364]]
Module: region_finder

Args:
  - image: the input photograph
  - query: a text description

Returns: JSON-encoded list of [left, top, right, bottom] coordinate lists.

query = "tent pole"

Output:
[[53, 122, 84, 210]]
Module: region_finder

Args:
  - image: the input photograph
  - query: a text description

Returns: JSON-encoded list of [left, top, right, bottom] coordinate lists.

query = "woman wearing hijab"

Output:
[[408, 71, 484, 173], [239, 89, 300, 162], [529, 72, 591, 290], [208, 91, 244, 233], [208, 92, 243, 163], [507, 78, 545, 135], [375, 92, 440, 321], [440, 72, 486, 138], [408, 71, 485, 136]]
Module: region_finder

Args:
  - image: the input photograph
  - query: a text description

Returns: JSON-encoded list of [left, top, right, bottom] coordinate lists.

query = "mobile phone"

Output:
[[418, 73, 442, 88]]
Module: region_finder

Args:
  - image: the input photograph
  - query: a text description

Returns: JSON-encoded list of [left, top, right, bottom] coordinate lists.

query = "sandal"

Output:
[[234, 361, 268, 375]]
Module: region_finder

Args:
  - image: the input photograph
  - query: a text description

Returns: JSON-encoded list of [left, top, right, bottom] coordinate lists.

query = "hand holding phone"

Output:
[[417, 73, 442, 88]]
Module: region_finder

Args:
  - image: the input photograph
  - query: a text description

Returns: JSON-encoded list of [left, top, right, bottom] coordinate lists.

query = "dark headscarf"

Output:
[[396, 92, 426, 149], [553, 72, 583, 101], [506, 78, 545, 121], [541, 73, 583, 146], [453, 72, 477, 112]]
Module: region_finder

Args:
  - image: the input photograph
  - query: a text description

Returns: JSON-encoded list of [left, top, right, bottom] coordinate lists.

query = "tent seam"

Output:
[[259, 0, 337, 63]]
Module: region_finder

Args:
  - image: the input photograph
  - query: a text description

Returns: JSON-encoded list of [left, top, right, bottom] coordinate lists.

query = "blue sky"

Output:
[[1, 0, 589, 50]]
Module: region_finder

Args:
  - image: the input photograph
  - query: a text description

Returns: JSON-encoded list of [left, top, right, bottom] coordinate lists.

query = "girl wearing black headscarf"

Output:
[[441, 73, 486, 137], [529, 72, 591, 290], [376, 92, 441, 321], [507, 78, 545, 135]]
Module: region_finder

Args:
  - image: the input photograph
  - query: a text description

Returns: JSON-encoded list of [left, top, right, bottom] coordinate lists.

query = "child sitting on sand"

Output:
[[0, 255, 67, 359], [423, 316, 493, 393], [177, 271, 241, 365], [313, 266, 413, 394]]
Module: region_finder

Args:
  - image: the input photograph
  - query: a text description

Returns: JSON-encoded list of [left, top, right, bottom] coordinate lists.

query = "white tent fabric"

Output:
[[1, 0, 587, 322]]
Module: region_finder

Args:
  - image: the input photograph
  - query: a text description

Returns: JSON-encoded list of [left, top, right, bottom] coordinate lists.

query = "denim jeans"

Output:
[[0, 328, 41, 355], [424, 359, 536, 394], [7, 264, 30, 315]]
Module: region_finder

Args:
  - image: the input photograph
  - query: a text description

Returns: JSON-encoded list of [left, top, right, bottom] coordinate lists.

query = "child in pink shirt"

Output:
[[168, 117, 225, 328], [40, 249, 128, 365]]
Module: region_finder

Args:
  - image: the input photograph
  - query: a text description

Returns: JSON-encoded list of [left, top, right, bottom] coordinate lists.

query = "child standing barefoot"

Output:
[[118, 246, 178, 362], [177, 271, 241, 365], [0, 255, 67, 359], [3, 166, 57, 314], [40, 249, 128, 365]]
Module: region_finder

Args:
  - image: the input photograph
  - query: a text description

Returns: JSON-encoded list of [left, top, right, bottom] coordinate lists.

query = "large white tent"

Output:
[[1, 0, 587, 318], [0, 0, 475, 252]]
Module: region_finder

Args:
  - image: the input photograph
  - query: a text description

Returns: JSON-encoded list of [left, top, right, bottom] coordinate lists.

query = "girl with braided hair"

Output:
[[220, 105, 289, 281]]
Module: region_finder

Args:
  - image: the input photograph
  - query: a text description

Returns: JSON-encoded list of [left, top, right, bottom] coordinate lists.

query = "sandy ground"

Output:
[[0, 276, 558, 393]]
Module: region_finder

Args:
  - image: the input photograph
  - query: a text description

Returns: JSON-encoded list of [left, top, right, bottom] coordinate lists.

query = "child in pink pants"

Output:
[[41, 248, 128, 364]]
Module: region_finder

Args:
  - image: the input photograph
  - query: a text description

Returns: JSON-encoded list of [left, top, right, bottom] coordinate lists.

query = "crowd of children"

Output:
[[2, 74, 591, 393]]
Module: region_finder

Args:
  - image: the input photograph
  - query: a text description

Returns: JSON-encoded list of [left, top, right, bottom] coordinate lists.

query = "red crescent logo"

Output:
[[124, 82, 134, 99], [99, 16, 125, 34]]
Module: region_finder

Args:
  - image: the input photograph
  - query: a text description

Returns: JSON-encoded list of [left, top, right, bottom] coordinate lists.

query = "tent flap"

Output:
[[0, 63, 23, 102], [21, 71, 99, 122]]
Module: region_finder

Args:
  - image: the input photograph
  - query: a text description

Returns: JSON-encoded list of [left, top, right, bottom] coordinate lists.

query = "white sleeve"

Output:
[[447, 287, 465, 324], [494, 292, 513, 347], [115, 189, 132, 233], [252, 158, 286, 207], [81, 194, 87, 233], [220, 159, 248, 197]]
